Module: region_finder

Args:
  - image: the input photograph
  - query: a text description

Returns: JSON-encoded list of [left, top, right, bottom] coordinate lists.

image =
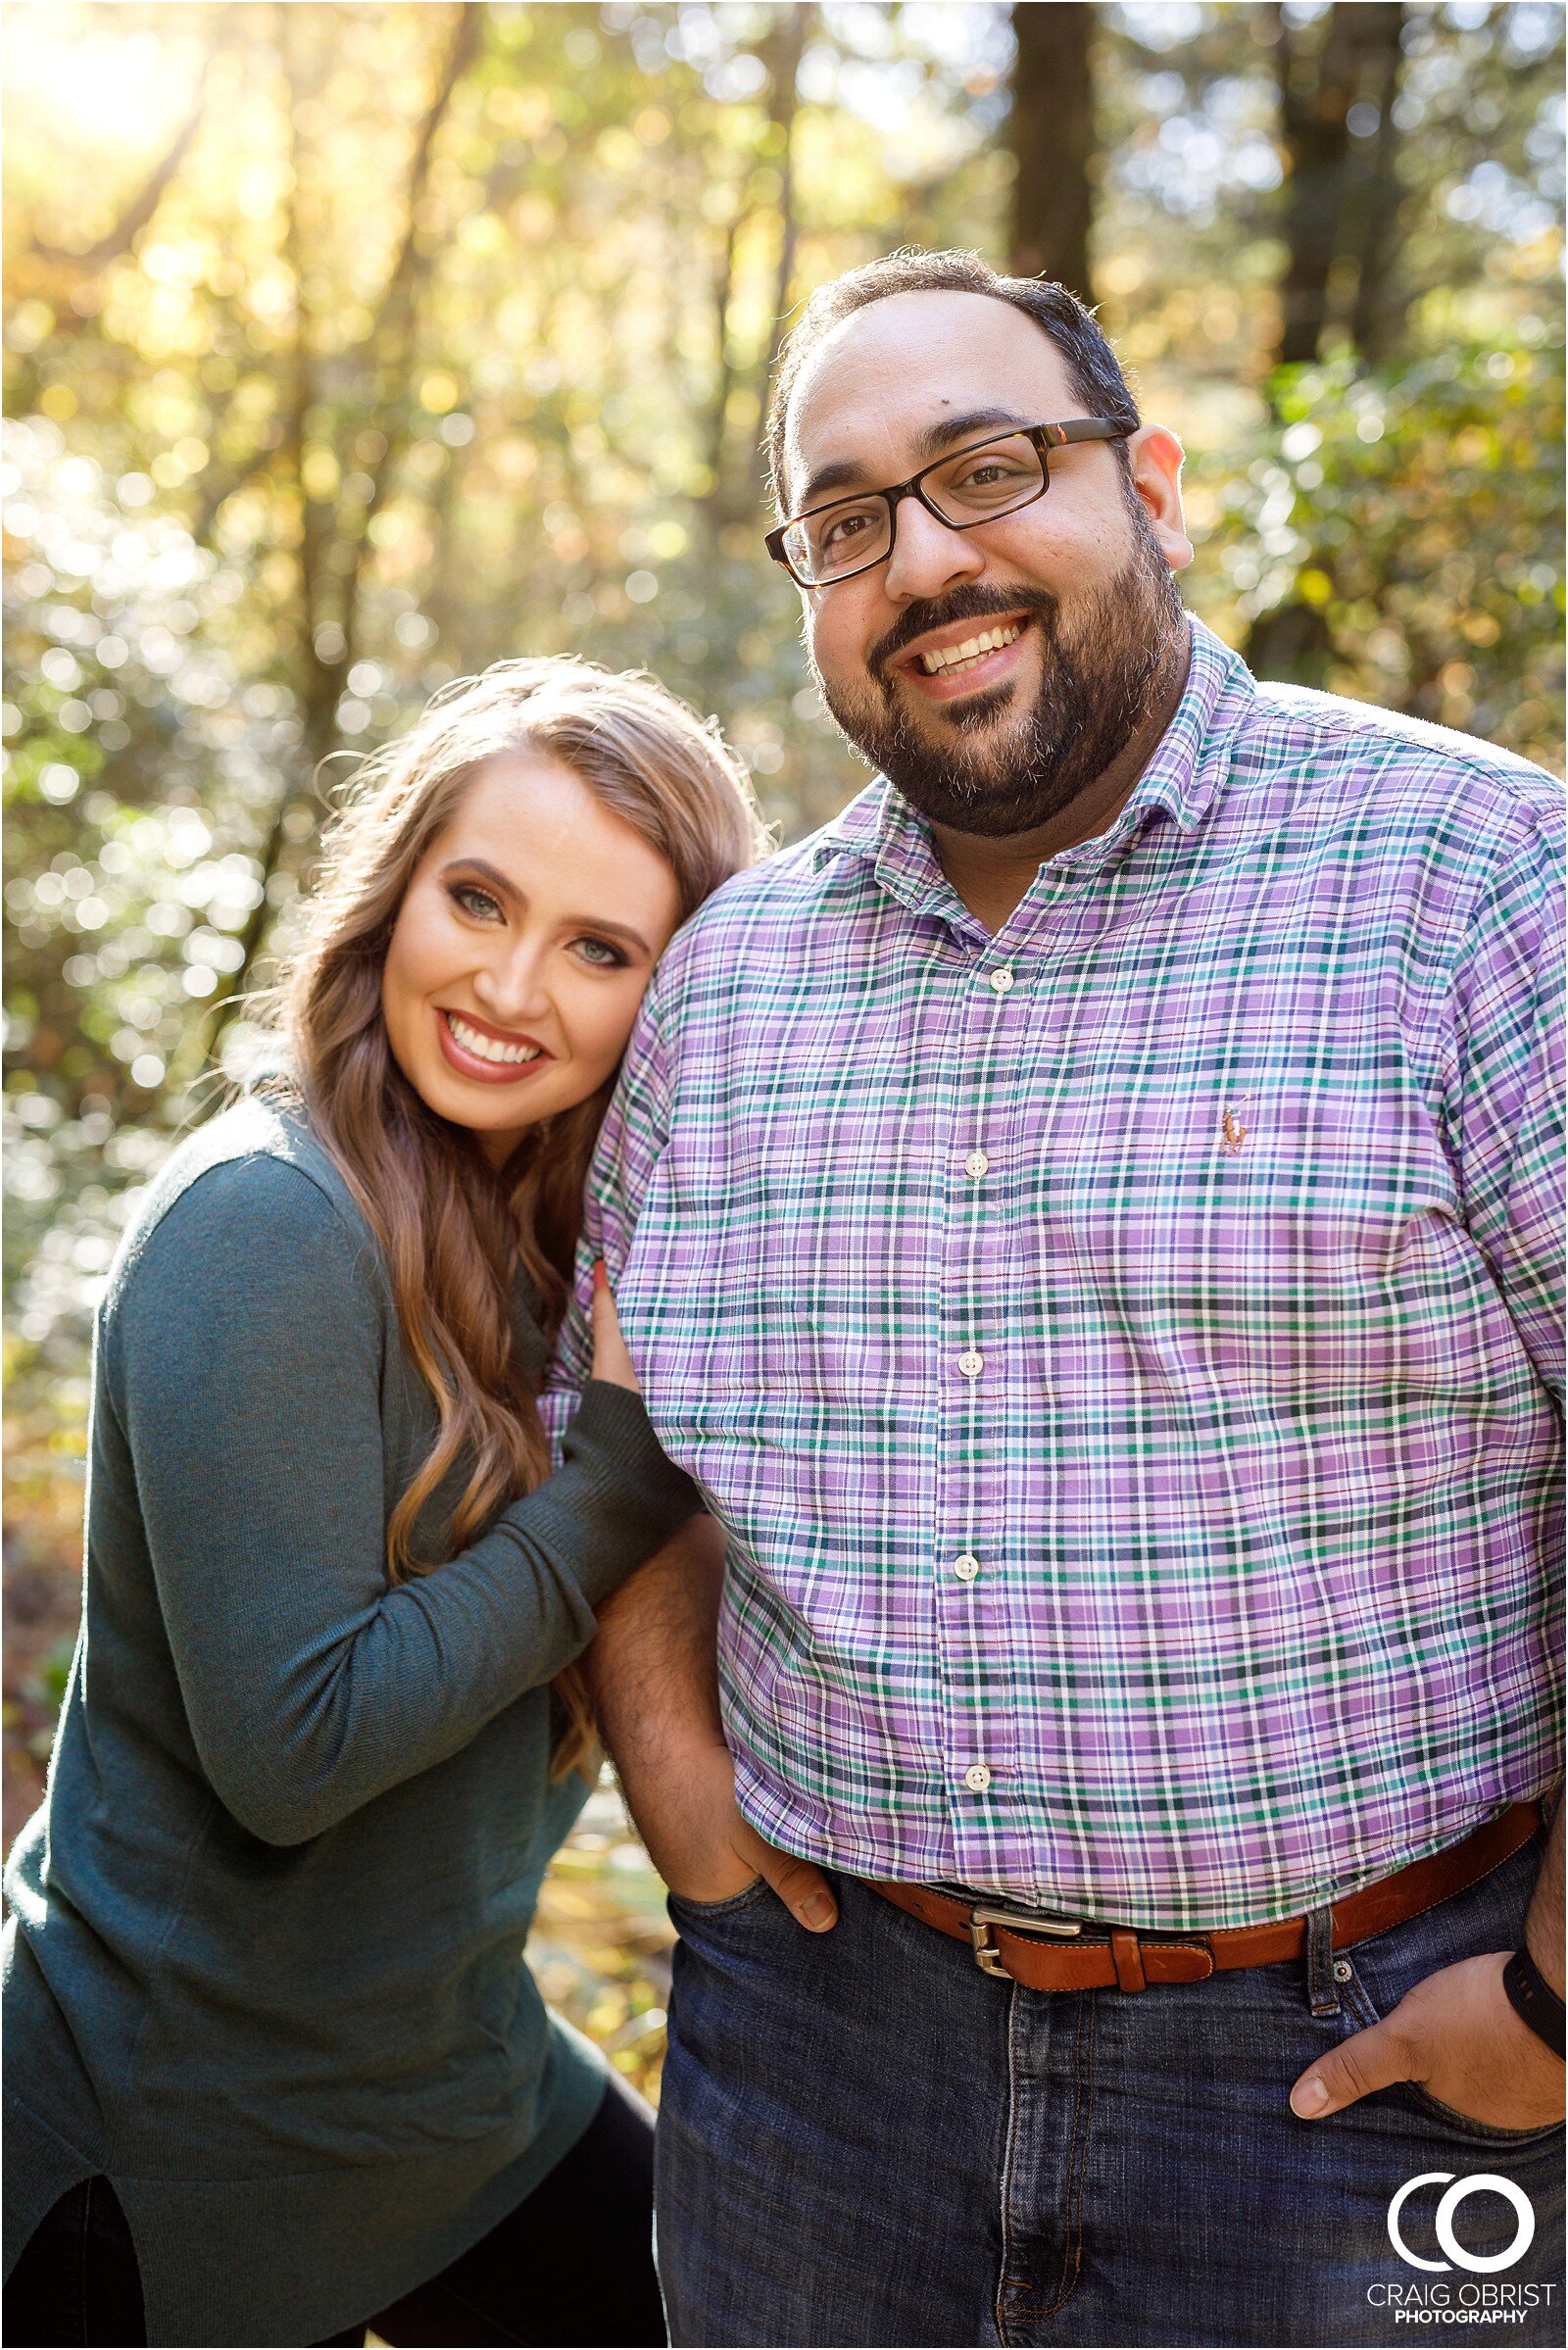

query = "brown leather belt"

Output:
[[870, 1802, 1542, 1993]]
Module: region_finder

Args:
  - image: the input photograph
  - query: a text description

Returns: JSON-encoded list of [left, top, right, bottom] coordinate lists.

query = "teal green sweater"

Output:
[[2, 1099, 699, 2347]]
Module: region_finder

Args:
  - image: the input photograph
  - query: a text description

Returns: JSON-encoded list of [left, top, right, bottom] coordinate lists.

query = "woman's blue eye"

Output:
[[574, 936, 625, 968], [449, 882, 502, 922]]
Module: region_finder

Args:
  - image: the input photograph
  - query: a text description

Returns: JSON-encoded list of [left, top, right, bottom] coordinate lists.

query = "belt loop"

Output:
[[1110, 1929, 1148, 1993], [1304, 1905, 1341, 2019]]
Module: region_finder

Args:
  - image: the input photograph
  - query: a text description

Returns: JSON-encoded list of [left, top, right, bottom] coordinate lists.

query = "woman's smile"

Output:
[[436, 1005, 552, 1084]]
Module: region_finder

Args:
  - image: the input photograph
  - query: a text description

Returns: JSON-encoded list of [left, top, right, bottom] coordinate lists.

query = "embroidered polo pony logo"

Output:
[[1220, 1100, 1252, 1155]]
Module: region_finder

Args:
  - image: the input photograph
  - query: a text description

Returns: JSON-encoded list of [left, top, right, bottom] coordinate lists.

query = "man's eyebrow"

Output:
[[794, 407, 1036, 514], [440, 858, 654, 955]]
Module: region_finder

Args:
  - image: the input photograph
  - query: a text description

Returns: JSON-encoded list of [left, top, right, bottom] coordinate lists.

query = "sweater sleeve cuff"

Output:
[[521, 1380, 703, 1610], [567, 1378, 703, 1522]]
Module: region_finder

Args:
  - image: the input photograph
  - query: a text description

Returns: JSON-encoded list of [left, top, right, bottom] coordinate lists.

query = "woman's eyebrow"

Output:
[[440, 859, 653, 956], [441, 855, 520, 903], [569, 914, 655, 955]]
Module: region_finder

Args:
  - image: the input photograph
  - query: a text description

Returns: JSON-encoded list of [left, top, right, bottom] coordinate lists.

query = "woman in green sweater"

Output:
[[2, 659, 763, 2348]]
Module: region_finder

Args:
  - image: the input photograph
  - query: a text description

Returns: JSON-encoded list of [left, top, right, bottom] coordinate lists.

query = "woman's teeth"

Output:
[[918, 621, 1024, 676], [446, 1012, 541, 1066]]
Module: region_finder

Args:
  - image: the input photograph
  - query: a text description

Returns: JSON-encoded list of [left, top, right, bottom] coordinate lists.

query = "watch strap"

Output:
[[1503, 1946, 1566, 2061]]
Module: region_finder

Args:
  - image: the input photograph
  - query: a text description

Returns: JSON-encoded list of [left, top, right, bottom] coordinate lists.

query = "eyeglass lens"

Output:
[[785, 431, 1048, 584]]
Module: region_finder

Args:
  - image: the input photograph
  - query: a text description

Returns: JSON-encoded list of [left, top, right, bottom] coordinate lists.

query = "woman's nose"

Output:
[[471, 943, 553, 1029]]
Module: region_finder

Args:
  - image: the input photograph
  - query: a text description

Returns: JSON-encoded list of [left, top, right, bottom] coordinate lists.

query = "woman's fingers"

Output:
[[589, 1262, 642, 1394]]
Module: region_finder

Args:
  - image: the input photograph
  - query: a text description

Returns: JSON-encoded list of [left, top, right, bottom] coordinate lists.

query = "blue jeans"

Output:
[[656, 1836, 1563, 2346]]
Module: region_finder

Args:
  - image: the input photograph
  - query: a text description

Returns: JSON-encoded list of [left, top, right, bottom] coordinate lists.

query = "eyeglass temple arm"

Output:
[[1045, 418, 1134, 447]]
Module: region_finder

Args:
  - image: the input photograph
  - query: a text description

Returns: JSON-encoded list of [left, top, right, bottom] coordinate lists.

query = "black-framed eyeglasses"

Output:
[[765, 418, 1134, 589]]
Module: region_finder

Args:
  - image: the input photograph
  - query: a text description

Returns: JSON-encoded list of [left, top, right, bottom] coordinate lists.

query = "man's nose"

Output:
[[880, 494, 987, 605]]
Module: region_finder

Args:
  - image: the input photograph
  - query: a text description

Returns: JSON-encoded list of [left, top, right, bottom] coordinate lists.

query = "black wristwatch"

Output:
[[1502, 1946, 1566, 2060]]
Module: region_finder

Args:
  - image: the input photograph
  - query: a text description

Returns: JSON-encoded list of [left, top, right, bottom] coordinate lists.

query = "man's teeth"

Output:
[[918, 621, 1024, 676], [447, 1013, 541, 1066]]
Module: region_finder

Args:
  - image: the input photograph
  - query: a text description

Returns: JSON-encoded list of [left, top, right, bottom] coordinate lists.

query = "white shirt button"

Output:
[[988, 965, 1014, 996], [957, 1349, 984, 1380], [963, 1762, 992, 1793], [955, 1552, 981, 1583], [964, 1150, 991, 1180]]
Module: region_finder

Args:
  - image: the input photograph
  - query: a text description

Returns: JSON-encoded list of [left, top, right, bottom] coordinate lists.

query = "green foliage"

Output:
[[32, 1634, 76, 1715], [1194, 338, 1564, 751]]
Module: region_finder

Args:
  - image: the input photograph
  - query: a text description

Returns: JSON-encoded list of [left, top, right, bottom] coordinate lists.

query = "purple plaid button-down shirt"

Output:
[[549, 619, 1564, 1928]]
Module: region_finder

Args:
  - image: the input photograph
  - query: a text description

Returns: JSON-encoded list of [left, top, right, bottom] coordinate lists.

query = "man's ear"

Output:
[[1128, 424, 1194, 574]]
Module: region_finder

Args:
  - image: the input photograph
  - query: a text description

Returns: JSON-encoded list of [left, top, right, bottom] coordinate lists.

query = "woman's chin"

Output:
[[410, 1055, 615, 1151]]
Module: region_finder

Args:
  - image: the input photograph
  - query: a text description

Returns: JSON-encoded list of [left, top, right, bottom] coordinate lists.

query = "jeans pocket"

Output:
[[666, 1875, 770, 1922], [1399, 2081, 1566, 2149], [1333, 1947, 1565, 2152]]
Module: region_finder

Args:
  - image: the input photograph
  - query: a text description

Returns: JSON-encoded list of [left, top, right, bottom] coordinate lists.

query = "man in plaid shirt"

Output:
[[565, 251, 1563, 2344]]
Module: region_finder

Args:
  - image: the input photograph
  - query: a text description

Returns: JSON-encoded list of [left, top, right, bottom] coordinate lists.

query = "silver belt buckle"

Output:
[[968, 1901, 1084, 1980]]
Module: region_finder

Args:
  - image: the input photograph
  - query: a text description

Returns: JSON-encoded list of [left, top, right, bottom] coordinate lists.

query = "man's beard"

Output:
[[814, 501, 1187, 840]]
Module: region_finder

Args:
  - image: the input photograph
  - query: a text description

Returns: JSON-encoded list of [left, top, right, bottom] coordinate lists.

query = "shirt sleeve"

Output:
[[1440, 810, 1565, 1403], [540, 981, 675, 1463], [107, 1152, 698, 1845]]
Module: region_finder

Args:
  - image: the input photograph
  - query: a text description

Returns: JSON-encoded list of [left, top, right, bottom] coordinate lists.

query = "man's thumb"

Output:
[[1291, 2016, 1409, 2119], [746, 1830, 839, 1934]]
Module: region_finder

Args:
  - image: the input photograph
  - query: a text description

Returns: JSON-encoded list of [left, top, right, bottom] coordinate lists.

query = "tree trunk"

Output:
[[1274, 2, 1360, 365], [708, 4, 811, 531], [700, 199, 748, 520], [1347, 5, 1409, 362], [764, 3, 810, 353], [1274, 2, 1410, 367], [1008, 2, 1095, 300], [1243, 597, 1333, 686]]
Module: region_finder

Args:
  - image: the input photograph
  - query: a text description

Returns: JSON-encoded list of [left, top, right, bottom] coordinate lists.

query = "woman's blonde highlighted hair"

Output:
[[279, 658, 764, 1775]]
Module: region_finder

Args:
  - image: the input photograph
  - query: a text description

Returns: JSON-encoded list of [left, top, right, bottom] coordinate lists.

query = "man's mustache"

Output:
[[867, 584, 1059, 688]]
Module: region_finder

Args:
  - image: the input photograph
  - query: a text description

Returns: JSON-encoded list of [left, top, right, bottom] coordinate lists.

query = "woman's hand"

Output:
[[590, 1261, 641, 1394]]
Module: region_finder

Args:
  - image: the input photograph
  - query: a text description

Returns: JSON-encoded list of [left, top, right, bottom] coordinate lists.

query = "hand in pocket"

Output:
[[1291, 1951, 1565, 2132], [650, 1738, 839, 1934]]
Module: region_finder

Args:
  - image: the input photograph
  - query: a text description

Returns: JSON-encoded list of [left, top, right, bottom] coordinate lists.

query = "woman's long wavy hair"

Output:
[[278, 658, 765, 1776]]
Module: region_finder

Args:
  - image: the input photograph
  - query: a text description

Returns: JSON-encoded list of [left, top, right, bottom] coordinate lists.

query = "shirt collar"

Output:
[[813, 614, 1255, 893], [1119, 614, 1252, 839], [811, 772, 952, 917]]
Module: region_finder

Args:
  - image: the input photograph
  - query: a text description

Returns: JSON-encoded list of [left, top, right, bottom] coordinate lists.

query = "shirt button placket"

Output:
[[944, 954, 1013, 1849]]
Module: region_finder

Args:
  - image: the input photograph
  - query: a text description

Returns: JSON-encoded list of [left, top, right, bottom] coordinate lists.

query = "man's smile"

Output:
[[890, 610, 1036, 706]]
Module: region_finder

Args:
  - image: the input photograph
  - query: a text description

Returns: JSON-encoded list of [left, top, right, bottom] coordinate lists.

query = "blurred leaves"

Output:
[[528, 1777, 679, 2103], [1199, 337, 1564, 742]]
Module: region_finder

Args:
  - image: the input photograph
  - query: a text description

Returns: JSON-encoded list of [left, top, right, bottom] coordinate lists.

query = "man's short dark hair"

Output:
[[764, 247, 1141, 516]]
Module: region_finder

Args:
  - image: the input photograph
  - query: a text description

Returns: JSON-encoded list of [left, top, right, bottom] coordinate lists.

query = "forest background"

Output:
[[4, 0, 1564, 2100]]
